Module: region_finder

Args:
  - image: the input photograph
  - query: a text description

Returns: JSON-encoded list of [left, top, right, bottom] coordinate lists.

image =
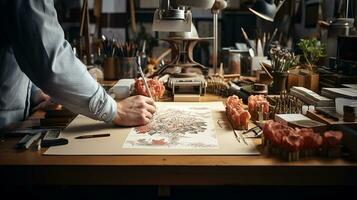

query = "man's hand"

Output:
[[31, 90, 62, 112], [112, 95, 156, 126]]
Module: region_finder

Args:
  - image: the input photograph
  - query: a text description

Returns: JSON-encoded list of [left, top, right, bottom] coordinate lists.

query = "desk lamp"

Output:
[[249, 0, 285, 54], [248, 0, 285, 22]]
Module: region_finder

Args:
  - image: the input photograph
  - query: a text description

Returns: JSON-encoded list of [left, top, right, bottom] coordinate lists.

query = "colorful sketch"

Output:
[[123, 105, 218, 149]]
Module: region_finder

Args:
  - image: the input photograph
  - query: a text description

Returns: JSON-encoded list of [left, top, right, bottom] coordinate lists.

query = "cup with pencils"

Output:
[[102, 57, 118, 80], [101, 37, 120, 80], [116, 43, 139, 79], [101, 37, 139, 80]]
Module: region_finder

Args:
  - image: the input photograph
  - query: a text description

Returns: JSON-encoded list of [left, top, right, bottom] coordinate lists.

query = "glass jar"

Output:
[[229, 52, 241, 74]]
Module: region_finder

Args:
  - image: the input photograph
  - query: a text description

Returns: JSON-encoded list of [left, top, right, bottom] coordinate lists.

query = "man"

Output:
[[0, 0, 156, 129]]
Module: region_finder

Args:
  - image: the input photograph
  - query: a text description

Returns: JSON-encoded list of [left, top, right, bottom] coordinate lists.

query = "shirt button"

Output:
[[101, 113, 107, 120]]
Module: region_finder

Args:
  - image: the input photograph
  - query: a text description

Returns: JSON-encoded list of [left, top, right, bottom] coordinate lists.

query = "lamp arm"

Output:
[[211, 0, 227, 74], [346, 0, 349, 18]]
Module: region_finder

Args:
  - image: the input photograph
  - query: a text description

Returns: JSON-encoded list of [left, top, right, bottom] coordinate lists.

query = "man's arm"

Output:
[[8, 0, 116, 122]]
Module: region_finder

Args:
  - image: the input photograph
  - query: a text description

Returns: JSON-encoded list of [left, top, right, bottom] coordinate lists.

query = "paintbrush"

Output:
[[262, 32, 266, 51], [264, 28, 278, 55], [241, 28, 256, 51]]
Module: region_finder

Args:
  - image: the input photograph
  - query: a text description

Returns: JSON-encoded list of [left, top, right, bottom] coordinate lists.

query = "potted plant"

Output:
[[297, 38, 326, 92], [269, 46, 298, 94]]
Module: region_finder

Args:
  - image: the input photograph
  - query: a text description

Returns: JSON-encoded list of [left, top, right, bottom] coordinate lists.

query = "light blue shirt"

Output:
[[0, 0, 117, 128]]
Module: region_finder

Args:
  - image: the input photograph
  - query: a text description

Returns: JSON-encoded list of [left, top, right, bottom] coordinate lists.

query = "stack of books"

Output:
[[321, 88, 357, 100], [290, 87, 334, 107], [275, 114, 327, 132]]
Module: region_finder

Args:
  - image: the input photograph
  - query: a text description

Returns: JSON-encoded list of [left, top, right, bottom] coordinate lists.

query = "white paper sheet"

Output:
[[123, 105, 219, 149]]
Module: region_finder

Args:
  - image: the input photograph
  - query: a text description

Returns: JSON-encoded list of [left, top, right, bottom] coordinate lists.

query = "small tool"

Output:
[[41, 130, 68, 147], [16, 131, 43, 150], [227, 119, 248, 145], [75, 133, 110, 139], [36, 139, 42, 151], [242, 126, 262, 138], [233, 129, 241, 143], [237, 130, 248, 145]]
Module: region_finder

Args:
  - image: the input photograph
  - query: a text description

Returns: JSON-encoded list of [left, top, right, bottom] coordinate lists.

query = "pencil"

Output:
[[137, 57, 153, 100], [75, 133, 110, 139], [142, 76, 153, 100]]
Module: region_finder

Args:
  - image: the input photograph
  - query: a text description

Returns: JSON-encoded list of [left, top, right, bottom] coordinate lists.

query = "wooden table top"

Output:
[[1, 93, 357, 186]]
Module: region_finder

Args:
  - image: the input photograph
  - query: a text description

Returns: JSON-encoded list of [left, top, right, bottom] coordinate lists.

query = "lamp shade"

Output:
[[173, 0, 216, 9], [249, 0, 277, 22]]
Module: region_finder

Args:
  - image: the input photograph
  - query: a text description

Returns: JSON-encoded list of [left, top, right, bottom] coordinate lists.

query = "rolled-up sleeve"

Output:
[[8, 0, 116, 122]]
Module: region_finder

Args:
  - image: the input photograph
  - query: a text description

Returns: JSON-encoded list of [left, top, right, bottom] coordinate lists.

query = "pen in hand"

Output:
[[137, 56, 154, 101], [75, 133, 110, 139]]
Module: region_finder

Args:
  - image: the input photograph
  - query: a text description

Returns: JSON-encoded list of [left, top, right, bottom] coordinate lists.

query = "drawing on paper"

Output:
[[123, 105, 218, 149]]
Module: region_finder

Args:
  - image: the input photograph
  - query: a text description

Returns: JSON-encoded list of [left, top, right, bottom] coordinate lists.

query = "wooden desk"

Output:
[[1, 139, 356, 186], [1, 94, 357, 186]]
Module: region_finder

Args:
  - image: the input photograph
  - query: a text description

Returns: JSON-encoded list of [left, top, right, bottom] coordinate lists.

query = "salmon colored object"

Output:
[[263, 121, 326, 152], [225, 95, 251, 130], [135, 78, 165, 99], [248, 95, 269, 121], [323, 131, 343, 148]]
